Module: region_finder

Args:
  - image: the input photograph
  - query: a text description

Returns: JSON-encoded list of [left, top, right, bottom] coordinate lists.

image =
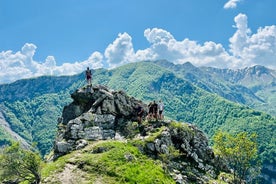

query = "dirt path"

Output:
[[57, 163, 85, 184]]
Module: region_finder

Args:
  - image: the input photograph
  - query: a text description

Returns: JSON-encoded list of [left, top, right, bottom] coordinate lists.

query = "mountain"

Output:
[[0, 74, 85, 155], [42, 85, 231, 183], [0, 61, 275, 182], [152, 60, 276, 116]]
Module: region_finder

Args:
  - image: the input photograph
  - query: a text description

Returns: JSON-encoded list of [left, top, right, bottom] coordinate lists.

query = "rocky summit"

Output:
[[52, 85, 231, 183], [54, 85, 148, 157]]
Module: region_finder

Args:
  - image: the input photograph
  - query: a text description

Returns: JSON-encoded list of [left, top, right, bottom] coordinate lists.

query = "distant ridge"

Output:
[[0, 60, 275, 182]]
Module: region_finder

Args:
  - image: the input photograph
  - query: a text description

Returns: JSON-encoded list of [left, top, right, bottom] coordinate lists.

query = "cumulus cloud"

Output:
[[229, 13, 276, 68], [135, 28, 233, 68], [0, 43, 104, 84], [1, 13, 276, 84], [224, 0, 242, 9], [104, 32, 135, 68], [135, 17, 276, 69], [135, 22, 276, 69]]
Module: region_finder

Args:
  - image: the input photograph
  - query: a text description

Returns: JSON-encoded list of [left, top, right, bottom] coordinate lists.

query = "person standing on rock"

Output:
[[152, 100, 158, 120], [147, 102, 153, 120], [85, 67, 92, 86], [158, 100, 164, 120], [136, 103, 144, 124]]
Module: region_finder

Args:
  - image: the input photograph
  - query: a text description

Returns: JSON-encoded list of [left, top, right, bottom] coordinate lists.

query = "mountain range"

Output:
[[0, 60, 275, 182]]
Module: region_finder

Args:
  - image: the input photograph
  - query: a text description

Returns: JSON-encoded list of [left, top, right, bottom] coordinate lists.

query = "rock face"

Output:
[[143, 124, 229, 183], [53, 85, 230, 183], [54, 85, 148, 157]]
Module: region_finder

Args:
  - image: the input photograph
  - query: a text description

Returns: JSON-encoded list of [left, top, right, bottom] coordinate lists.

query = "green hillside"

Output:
[[105, 62, 275, 165], [152, 60, 276, 116], [0, 61, 275, 179]]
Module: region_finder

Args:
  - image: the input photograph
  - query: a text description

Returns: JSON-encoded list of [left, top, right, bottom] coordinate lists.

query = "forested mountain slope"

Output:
[[0, 61, 275, 181], [152, 60, 276, 116]]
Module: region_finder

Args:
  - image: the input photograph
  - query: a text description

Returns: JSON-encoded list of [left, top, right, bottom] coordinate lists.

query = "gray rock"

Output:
[[124, 153, 135, 161], [52, 85, 231, 184], [76, 139, 88, 150], [160, 144, 169, 154], [84, 126, 102, 140], [146, 142, 156, 152], [55, 141, 71, 153]]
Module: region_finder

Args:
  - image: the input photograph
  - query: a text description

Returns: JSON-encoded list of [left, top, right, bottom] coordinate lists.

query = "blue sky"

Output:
[[0, 0, 276, 84]]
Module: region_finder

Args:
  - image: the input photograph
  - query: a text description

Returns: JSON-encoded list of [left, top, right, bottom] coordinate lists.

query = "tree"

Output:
[[213, 131, 261, 183], [0, 142, 42, 184]]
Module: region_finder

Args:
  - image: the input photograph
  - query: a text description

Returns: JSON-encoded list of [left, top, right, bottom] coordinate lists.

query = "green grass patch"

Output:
[[68, 141, 174, 183], [169, 121, 194, 135], [41, 153, 71, 178], [145, 126, 167, 143]]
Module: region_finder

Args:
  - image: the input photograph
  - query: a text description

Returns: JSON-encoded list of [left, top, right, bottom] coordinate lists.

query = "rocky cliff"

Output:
[[54, 85, 148, 158], [51, 85, 231, 183]]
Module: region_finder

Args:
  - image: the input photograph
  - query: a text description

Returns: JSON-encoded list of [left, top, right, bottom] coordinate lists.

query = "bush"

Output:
[[0, 142, 42, 184]]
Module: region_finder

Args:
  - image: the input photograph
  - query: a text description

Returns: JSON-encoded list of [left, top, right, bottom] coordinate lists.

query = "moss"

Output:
[[207, 172, 235, 184], [145, 126, 167, 143], [169, 121, 194, 136]]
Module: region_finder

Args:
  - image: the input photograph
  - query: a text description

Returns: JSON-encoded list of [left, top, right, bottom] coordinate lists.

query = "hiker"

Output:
[[85, 67, 92, 86], [158, 100, 164, 120], [152, 100, 158, 120], [147, 102, 153, 120], [136, 103, 144, 124]]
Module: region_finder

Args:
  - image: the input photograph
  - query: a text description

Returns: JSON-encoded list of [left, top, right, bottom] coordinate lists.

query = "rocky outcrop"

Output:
[[143, 123, 229, 183], [54, 85, 148, 158], [61, 85, 148, 125], [53, 85, 230, 183]]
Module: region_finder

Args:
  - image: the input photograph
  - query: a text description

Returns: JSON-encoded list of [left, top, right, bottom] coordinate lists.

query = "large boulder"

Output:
[[54, 85, 148, 158], [61, 85, 148, 125]]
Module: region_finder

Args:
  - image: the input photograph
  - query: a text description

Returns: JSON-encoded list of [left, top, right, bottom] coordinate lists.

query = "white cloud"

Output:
[[1, 13, 276, 84], [229, 13, 276, 68], [135, 28, 234, 68], [224, 0, 242, 9], [0, 43, 104, 84], [135, 17, 276, 69], [104, 32, 135, 68]]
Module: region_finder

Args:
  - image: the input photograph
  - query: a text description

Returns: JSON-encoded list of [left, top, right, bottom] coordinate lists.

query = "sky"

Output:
[[0, 0, 276, 84]]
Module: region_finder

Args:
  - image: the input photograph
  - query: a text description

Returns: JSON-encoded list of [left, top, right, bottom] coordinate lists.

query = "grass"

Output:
[[208, 172, 235, 184], [41, 153, 71, 179], [145, 126, 167, 143], [41, 140, 175, 184]]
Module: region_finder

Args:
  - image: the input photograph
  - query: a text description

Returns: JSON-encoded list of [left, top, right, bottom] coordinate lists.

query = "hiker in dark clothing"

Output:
[[152, 100, 158, 120], [85, 67, 92, 86], [136, 103, 144, 124], [147, 102, 153, 120], [158, 100, 164, 120]]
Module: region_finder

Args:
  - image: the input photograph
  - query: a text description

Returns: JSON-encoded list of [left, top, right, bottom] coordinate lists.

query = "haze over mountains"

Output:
[[0, 60, 275, 181]]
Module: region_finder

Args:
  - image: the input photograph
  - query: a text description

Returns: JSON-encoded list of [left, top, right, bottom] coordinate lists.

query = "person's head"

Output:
[[87, 67, 89, 70]]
